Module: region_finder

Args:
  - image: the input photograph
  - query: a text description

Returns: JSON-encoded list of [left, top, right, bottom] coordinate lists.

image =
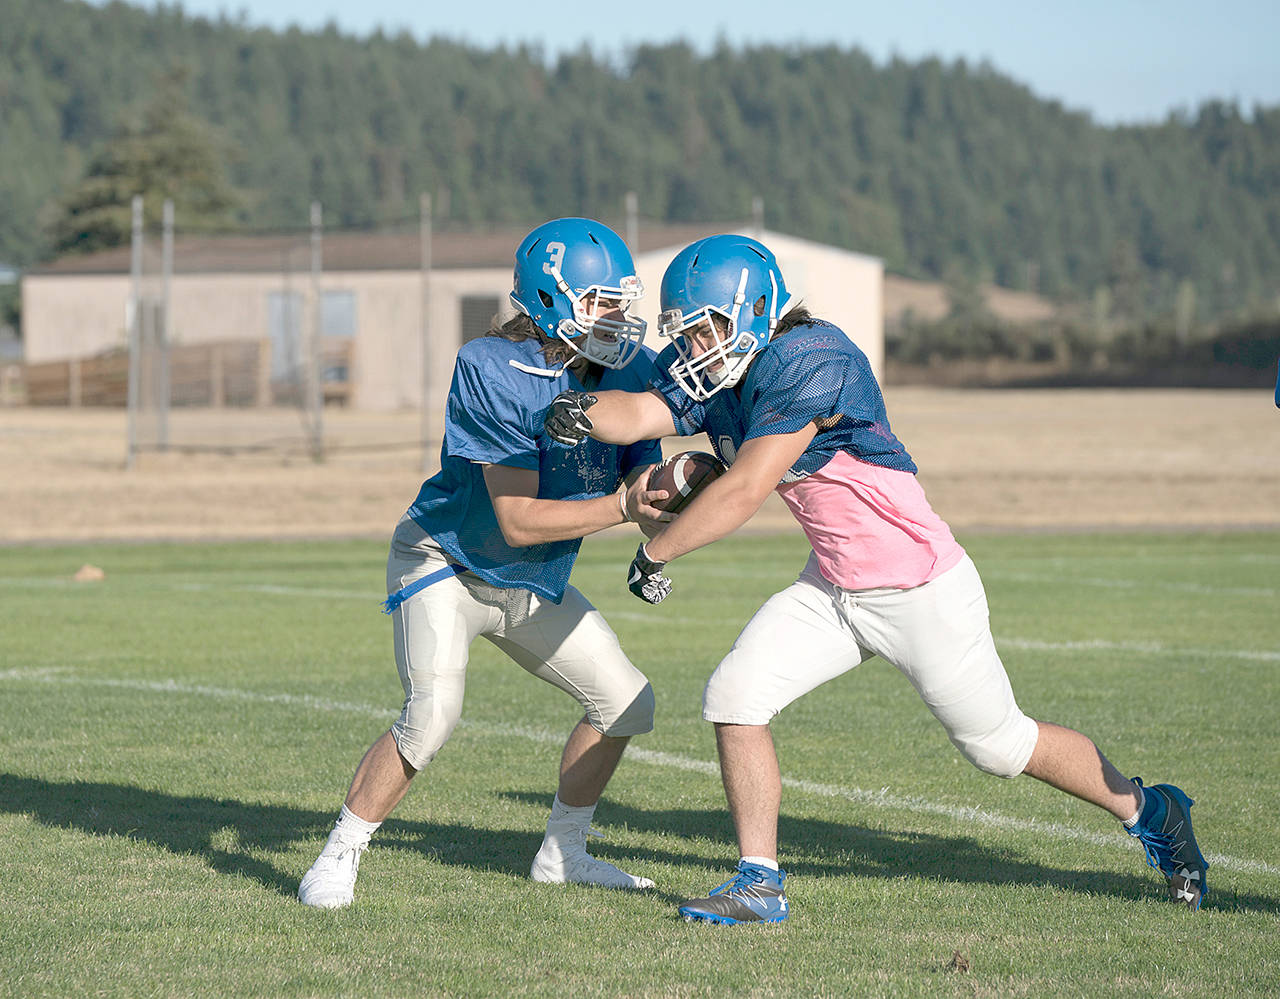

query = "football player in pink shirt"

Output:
[[545, 234, 1208, 923]]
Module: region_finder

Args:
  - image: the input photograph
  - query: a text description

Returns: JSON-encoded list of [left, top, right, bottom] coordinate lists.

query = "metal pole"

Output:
[[159, 198, 173, 451], [125, 195, 143, 469], [625, 191, 638, 251], [419, 191, 433, 474], [752, 196, 764, 237], [309, 200, 324, 461]]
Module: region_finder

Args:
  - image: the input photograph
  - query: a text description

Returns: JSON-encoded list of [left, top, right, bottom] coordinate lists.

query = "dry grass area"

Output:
[[2, 387, 1277, 545], [884, 273, 1058, 325]]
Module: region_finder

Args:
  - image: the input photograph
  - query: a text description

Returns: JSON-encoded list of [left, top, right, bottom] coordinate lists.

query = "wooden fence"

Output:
[[16, 339, 352, 407]]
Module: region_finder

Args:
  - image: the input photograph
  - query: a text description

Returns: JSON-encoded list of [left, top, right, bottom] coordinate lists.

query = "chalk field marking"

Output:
[[2, 573, 1280, 666], [984, 571, 1277, 600], [14, 566, 1273, 602], [1, 666, 1274, 879], [997, 637, 1280, 663], [3, 575, 1276, 664]]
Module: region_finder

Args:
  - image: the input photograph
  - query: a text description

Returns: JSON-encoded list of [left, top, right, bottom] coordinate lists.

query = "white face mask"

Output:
[[552, 270, 647, 369], [658, 266, 772, 400], [658, 305, 759, 399]]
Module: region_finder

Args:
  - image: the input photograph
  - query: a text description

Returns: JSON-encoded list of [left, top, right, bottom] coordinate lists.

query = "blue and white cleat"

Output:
[[1127, 779, 1209, 910], [678, 861, 788, 924]]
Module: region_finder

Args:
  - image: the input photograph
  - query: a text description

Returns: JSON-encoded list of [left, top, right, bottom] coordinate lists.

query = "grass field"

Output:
[[2, 530, 1278, 997]]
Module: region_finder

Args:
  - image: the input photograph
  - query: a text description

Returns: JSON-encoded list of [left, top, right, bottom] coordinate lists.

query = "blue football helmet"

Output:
[[510, 218, 646, 369], [657, 234, 791, 399]]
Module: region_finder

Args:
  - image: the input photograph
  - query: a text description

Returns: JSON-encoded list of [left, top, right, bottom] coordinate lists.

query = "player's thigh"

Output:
[[859, 555, 1036, 776], [704, 565, 870, 725], [386, 522, 495, 767], [487, 586, 654, 737]]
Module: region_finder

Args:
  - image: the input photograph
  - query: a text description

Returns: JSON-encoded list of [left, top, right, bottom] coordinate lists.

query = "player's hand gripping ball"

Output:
[[647, 451, 728, 514]]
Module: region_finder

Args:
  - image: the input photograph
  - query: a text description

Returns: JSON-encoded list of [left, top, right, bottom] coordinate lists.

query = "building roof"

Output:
[[25, 223, 1056, 324], [27, 221, 741, 276]]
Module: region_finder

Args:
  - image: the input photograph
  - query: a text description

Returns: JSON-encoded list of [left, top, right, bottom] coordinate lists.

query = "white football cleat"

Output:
[[530, 834, 654, 890], [298, 839, 368, 909]]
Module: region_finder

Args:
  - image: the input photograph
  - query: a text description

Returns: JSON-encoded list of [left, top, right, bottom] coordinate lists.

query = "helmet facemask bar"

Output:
[[548, 267, 647, 369], [660, 267, 763, 400]]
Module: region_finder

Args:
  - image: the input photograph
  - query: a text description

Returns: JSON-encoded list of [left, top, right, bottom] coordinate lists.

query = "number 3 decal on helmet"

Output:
[[542, 242, 566, 276], [511, 219, 647, 370]]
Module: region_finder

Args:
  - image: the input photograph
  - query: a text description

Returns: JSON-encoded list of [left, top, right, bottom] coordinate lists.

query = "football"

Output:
[[647, 450, 728, 514]]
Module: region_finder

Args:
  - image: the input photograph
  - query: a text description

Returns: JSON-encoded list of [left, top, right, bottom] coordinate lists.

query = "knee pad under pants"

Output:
[[387, 520, 653, 769], [702, 553, 1037, 778]]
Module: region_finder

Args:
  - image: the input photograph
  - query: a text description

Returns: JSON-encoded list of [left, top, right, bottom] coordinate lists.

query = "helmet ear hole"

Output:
[[538, 289, 555, 309], [753, 295, 767, 317]]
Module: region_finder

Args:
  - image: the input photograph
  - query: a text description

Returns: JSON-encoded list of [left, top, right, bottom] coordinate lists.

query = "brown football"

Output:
[[648, 450, 728, 514]]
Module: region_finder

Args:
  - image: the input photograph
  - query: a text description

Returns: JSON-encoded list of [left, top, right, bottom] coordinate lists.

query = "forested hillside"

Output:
[[3, 0, 1279, 322]]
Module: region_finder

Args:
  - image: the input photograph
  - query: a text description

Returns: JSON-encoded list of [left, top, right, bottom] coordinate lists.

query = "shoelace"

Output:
[[710, 868, 767, 897], [560, 826, 605, 852], [328, 839, 367, 872], [1136, 828, 1176, 873]]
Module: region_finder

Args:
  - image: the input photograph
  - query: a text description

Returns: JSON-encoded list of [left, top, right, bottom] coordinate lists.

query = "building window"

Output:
[[267, 291, 303, 379], [460, 296, 501, 344], [322, 291, 356, 338]]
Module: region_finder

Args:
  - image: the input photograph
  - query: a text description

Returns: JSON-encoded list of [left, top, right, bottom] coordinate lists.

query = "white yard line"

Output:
[[984, 571, 1277, 599], [997, 637, 1280, 663], [1, 666, 1275, 879], [4, 575, 1277, 662]]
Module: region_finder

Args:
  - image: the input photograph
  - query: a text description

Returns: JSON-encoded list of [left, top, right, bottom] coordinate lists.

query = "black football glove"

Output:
[[544, 390, 598, 446], [627, 543, 672, 605]]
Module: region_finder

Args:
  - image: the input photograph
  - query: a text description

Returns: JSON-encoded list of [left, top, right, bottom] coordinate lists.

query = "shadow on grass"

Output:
[[2, 774, 1273, 915], [499, 789, 1280, 915], [0, 773, 547, 900]]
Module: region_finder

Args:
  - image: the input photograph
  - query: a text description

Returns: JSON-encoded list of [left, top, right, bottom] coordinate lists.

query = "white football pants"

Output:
[[386, 518, 655, 771], [703, 552, 1038, 778]]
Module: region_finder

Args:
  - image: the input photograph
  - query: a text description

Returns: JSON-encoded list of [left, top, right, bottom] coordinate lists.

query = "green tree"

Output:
[[6, 0, 1280, 325], [46, 67, 242, 254]]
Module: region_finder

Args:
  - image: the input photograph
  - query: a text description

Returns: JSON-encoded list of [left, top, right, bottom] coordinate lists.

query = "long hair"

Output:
[[485, 312, 581, 368], [770, 302, 813, 340]]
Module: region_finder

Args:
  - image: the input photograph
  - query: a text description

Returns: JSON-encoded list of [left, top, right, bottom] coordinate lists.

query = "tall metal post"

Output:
[[752, 195, 765, 237], [309, 201, 324, 460], [625, 191, 639, 251], [125, 195, 143, 469], [159, 198, 173, 451], [419, 191, 433, 474]]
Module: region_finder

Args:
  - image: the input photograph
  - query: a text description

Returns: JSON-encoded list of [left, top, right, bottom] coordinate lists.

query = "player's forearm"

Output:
[[493, 491, 627, 547], [585, 390, 676, 444], [643, 474, 769, 563]]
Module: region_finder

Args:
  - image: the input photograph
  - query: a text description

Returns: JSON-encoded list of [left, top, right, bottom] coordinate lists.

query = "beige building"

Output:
[[21, 224, 884, 411]]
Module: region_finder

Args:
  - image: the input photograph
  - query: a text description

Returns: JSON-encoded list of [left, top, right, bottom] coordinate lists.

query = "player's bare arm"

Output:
[[645, 421, 818, 564], [485, 462, 670, 547], [545, 388, 676, 446]]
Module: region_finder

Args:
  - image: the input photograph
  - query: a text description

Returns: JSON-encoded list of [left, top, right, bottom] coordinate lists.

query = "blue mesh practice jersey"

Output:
[[406, 336, 662, 602], [651, 320, 915, 481]]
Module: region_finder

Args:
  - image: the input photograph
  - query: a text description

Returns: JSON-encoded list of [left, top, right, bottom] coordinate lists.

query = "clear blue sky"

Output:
[[97, 0, 1278, 125]]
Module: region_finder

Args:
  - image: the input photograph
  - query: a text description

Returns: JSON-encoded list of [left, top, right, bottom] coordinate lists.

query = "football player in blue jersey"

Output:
[[298, 218, 673, 908], [545, 234, 1208, 922]]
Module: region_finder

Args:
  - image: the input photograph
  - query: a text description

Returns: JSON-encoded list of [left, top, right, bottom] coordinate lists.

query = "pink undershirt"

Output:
[[775, 450, 965, 590]]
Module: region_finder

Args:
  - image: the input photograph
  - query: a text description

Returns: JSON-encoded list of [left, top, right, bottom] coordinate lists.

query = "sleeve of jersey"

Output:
[[443, 354, 540, 469], [646, 346, 708, 435], [742, 345, 856, 440]]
